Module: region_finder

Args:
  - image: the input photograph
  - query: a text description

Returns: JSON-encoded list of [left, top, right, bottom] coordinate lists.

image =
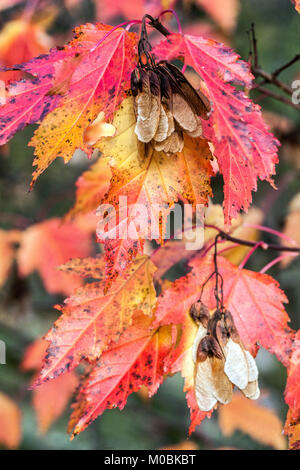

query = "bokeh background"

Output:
[[0, 0, 299, 450]]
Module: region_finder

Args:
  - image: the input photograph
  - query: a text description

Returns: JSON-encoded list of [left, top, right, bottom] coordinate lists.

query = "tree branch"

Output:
[[204, 224, 300, 253], [249, 23, 300, 109]]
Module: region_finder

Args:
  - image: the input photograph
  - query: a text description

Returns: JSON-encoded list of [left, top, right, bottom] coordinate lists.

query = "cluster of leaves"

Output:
[[0, 0, 299, 450]]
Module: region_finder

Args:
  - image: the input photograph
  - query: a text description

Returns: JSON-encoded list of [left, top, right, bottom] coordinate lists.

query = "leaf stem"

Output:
[[260, 253, 298, 274], [157, 9, 182, 34], [243, 223, 298, 246], [238, 241, 266, 270], [89, 20, 142, 53]]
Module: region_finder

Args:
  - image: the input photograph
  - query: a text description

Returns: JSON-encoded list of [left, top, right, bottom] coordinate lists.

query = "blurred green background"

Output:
[[0, 0, 299, 450]]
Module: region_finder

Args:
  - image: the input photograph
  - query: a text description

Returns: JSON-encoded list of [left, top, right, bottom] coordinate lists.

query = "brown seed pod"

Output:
[[189, 301, 210, 328], [197, 335, 224, 361], [130, 55, 211, 155]]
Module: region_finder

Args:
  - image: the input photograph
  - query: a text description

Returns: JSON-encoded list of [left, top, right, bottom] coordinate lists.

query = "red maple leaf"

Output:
[[67, 312, 174, 437], [153, 33, 279, 224], [0, 23, 138, 187]]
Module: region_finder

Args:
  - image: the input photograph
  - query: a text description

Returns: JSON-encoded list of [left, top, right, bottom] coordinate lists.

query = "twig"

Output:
[[204, 224, 300, 253], [253, 69, 292, 95], [249, 23, 300, 109], [254, 85, 300, 111]]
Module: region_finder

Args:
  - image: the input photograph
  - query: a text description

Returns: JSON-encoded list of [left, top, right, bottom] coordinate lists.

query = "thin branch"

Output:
[[204, 224, 300, 253], [273, 54, 300, 77], [249, 23, 300, 109], [254, 85, 300, 111], [252, 68, 292, 95]]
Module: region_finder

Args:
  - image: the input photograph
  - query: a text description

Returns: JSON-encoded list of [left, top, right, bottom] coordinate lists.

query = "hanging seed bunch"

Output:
[[130, 16, 211, 154], [189, 301, 259, 412]]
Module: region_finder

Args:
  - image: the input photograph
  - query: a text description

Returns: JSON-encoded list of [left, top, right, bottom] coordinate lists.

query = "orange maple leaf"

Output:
[[34, 255, 157, 385], [17, 218, 93, 296]]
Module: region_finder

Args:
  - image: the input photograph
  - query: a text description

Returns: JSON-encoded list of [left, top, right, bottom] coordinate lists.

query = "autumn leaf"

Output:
[[153, 33, 279, 224], [68, 311, 174, 437], [96, 96, 213, 284], [17, 218, 93, 295], [154, 254, 294, 365], [0, 23, 138, 187], [21, 338, 79, 434], [195, 0, 240, 33], [0, 392, 22, 449], [67, 156, 111, 219], [34, 255, 157, 385], [219, 393, 286, 449]]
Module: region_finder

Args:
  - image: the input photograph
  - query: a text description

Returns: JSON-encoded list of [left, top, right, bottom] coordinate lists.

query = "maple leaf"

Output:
[[17, 218, 93, 296], [67, 311, 174, 437], [67, 156, 111, 219], [21, 339, 78, 434], [195, 0, 240, 33], [154, 255, 294, 365], [284, 330, 300, 421], [29, 24, 137, 187], [219, 393, 286, 449], [153, 33, 279, 224], [0, 392, 22, 449], [96, 97, 213, 285], [0, 23, 138, 187], [34, 255, 157, 385]]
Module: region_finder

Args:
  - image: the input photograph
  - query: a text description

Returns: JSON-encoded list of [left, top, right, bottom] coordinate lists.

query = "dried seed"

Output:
[[194, 358, 218, 411], [154, 105, 169, 142], [154, 131, 184, 153], [197, 335, 224, 361], [210, 357, 233, 405], [192, 323, 207, 363], [242, 380, 260, 400], [172, 94, 198, 132], [224, 338, 249, 390], [135, 94, 160, 143]]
